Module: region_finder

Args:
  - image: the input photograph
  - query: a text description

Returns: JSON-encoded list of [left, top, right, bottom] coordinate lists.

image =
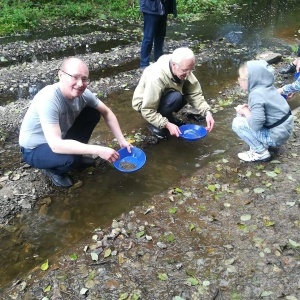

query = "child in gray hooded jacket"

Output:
[[232, 60, 294, 162]]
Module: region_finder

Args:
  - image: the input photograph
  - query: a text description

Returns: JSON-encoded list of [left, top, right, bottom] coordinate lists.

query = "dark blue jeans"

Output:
[[140, 12, 167, 68], [158, 91, 187, 123], [21, 107, 100, 174]]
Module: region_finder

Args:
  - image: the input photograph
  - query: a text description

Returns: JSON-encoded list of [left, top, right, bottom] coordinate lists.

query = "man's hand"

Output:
[[119, 140, 132, 153], [97, 146, 120, 163], [295, 57, 300, 72], [205, 111, 215, 132], [165, 122, 181, 137]]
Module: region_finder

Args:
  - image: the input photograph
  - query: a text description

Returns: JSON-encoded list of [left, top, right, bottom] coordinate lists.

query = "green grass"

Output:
[[0, 0, 236, 36]]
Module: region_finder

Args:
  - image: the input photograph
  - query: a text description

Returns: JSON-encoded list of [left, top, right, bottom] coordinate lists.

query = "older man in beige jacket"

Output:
[[132, 47, 214, 139]]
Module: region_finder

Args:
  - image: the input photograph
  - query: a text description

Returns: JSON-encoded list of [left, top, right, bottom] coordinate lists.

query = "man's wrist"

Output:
[[205, 110, 212, 117]]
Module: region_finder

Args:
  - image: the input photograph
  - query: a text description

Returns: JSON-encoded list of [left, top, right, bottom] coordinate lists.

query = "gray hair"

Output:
[[171, 47, 195, 64]]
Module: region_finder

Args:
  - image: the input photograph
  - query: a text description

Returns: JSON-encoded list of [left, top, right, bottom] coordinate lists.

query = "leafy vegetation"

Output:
[[0, 0, 236, 35]]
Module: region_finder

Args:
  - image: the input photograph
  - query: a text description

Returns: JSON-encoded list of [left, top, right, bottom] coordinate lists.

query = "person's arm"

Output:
[[281, 76, 300, 95], [295, 57, 300, 72], [205, 111, 215, 132], [41, 122, 120, 162], [96, 101, 131, 151], [277, 87, 294, 100], [235, 104, 251, 118], [184, 77, 215, 132], [41, 100, 131, 162], [140, 81, 169, 129]]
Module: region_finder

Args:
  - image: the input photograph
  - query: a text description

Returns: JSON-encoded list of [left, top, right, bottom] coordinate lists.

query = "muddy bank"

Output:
[[2, 116, 300, 299]]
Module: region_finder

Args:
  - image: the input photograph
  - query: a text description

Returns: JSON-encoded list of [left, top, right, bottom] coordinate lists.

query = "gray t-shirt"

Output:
[[19, 83, 100, 149]]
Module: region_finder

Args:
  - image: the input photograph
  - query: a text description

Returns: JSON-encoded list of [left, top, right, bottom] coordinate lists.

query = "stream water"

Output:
[[0, 0, 300, 288]]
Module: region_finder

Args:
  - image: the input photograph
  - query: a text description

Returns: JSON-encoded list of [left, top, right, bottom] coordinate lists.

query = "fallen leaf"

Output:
[[44, 285, 51, 292], [80, 288, 88, 295], [40, 259, 49, 271], [69, 253, 78, 261], [203, 280, 210, 286], [288, 239, 300, 247], [253, 187, 265, 194], [104, 248, 112, 258], [91, 252, 98, 261], [157, 272, 168, 281], [189, 224, 195, 231], [169, 207, 177, 214], [240, 214, 251, 221], [186, 277, 199, 286], [265, 171, 277, 177], [260, 291, 273, 297]]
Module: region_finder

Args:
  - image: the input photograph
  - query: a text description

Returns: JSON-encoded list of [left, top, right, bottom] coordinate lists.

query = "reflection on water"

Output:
[[1, 0, 300, 288]]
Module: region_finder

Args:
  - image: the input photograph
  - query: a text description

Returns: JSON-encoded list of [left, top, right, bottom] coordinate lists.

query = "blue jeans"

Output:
[[21, 107, 100, 174], [232, 116, 277, 153], [140, 12, 167, 68], [158, 91, 186, 122]]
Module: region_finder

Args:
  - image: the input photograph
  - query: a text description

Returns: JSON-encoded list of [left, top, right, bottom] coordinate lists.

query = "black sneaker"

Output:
[[147, 123, 169, 139], [42, 169, 73, 188], [279, 64, 296, 74]]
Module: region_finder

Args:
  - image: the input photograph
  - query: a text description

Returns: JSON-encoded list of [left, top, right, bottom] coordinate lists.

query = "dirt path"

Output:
[[0, 21, 299, 300]]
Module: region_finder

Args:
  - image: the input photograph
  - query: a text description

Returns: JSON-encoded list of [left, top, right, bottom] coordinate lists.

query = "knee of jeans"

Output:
[[232, 117, 242, 131], [172, 91, 182, 102]]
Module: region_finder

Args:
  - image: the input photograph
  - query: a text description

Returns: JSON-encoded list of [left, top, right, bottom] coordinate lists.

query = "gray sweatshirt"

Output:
[[247, 60, 293, 145]]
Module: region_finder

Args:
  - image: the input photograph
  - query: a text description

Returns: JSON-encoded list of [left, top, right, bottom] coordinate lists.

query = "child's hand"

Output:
[[235, 104, 250, 117], [287, 93, 295, 100], [277, 87, 283, 94]]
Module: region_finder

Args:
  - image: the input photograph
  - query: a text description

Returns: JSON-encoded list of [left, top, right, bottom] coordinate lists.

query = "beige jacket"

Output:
[[132, 54, 211, 129]]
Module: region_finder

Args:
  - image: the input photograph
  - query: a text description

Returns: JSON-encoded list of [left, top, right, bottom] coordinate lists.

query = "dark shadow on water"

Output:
[[0, 40, 131, 68]]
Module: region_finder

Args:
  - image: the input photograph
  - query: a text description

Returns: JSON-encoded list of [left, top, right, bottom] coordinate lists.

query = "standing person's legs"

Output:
[[153, 14, 167, 61], [140, 13, 161, 68]]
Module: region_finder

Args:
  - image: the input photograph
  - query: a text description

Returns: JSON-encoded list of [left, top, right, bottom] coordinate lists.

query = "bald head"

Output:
[[60, 57, 89, 73]]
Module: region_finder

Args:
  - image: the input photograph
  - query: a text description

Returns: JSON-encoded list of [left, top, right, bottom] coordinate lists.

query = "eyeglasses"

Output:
[[238, 77, 247, 82], [176, 63, 195, 74], [60, 70, 90, 84]]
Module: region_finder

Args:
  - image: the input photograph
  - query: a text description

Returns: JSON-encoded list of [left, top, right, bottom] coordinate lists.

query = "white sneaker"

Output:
[[238, 149, 271, 162]]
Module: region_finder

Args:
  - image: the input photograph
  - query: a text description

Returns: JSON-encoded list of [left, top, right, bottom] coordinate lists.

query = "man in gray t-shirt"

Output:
[[19, 57, 131, 187]]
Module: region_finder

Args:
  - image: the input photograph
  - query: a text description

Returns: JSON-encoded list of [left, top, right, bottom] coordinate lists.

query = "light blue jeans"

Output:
[[232, 115, 277, 153]]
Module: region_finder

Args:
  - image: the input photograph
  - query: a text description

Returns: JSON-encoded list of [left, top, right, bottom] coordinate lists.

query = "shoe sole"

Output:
[[238, 156, 271, 162]]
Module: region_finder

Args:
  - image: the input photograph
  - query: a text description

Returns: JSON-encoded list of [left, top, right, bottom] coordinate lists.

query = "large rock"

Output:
[[256, 51, 282, 64]]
